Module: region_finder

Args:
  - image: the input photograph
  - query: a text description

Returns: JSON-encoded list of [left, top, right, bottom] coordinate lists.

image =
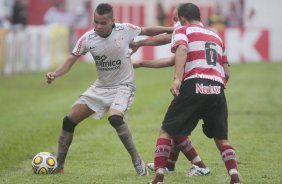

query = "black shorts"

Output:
[[161, 78, 228, 139]]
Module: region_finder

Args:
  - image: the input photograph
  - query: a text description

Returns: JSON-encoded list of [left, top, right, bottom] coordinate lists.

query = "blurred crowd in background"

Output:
[[0, 0, 280, 76], [0, 0, 92, 30], [156, 0, 244, 30], [0, 0, 246, 51], [0, 0, 244, 30]]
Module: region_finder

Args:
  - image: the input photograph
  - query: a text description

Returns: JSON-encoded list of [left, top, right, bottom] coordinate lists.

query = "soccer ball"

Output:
[[31, 152, 57, 174]]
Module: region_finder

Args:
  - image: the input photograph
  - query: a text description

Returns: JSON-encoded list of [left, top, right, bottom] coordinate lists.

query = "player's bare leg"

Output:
[[108, 108, 148, 176], [214, 139, 241, 184], [56, 104, 94, 173]]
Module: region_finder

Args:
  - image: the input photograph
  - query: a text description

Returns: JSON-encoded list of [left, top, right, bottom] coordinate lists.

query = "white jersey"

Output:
[[72, 23, 142, 88]]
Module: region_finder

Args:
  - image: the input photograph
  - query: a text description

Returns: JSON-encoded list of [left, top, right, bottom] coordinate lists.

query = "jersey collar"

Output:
[[96, 24, 116, 38]]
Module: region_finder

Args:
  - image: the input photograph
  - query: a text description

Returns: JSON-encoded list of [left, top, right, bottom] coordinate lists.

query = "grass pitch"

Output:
[[0, 62, 282, 184]]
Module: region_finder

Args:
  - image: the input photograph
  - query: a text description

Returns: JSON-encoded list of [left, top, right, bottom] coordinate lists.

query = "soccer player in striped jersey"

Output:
[[148, 3, 241, 184], [131, 6, 210, 177], [46, 3, 173, 176]]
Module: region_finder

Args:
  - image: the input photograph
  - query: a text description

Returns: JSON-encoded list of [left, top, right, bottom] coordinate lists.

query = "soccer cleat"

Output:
[[147, 163, 156, 171], [187, 164, 210, 177], [135, 160, 149, 176], [147, 163, 173, 172]]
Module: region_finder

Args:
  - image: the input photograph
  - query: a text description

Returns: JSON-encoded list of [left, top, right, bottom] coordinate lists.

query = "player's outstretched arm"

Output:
[[46, 54, 79, 84], [132, 55, 175, 69], [133, 33, 171, 47], [129, 26, 173, 55], [140, 26, 174, 37], [129, 34, 172, 55]]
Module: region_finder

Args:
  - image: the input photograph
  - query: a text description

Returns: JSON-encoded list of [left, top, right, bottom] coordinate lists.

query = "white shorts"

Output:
[[73, 84, 135, 119]]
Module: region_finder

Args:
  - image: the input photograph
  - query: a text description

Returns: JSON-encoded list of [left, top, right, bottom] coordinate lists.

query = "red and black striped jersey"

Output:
[[171, 24, 228, 85]]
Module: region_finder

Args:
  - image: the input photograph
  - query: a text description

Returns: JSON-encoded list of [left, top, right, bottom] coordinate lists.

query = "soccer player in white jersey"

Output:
[[46, 3, 173, 176], [148, 3, 241, 184], [131, 6, 211, 176]]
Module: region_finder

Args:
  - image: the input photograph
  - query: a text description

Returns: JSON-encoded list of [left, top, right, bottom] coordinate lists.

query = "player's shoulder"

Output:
[[185, 24, 221, 38], [80, 28, 103, 42], [114, 22, 141, 32], [112, 23, 125, 31], [181, 24, 205, 32], [174, 24, 195, 33]]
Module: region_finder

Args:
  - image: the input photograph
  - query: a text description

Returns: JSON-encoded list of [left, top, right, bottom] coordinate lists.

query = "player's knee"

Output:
[[62, 116, 77, 133], [108, 115, 124, 128], [215, 140, 231, 151]]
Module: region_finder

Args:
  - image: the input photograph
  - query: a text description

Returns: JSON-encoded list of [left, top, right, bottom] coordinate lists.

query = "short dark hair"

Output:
[[95, 3, 113, 18], [178, 3, 201, 22]]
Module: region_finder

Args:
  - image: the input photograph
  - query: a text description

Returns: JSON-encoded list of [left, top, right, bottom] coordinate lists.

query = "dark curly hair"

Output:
[[95, 3, 113, 18], [178, 3, 201, 22]]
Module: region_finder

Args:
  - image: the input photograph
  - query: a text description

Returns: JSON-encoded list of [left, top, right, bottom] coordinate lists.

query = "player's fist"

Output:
[[129, 41, 140, 55], [170, 78, 181, 96], [46, 72, 56, 84]]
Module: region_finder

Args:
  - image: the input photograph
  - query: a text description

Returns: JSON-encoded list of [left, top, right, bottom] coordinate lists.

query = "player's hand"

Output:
[[129, 41, 140, 55], [170, 78, 181, 96], [46, 72, 56, 84]]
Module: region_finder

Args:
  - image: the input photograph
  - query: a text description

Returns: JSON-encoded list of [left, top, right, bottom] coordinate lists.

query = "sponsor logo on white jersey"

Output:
[[94, 55, 121, 71]]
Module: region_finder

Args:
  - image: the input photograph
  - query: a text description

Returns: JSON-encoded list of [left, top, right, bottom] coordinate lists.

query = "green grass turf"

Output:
[[0, 62, 282, 184]]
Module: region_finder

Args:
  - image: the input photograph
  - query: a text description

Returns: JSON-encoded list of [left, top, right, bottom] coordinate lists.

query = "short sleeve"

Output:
[[171, 27, 188, 53], [72, 33, 88, 56], [123, 23, 142, 41]]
